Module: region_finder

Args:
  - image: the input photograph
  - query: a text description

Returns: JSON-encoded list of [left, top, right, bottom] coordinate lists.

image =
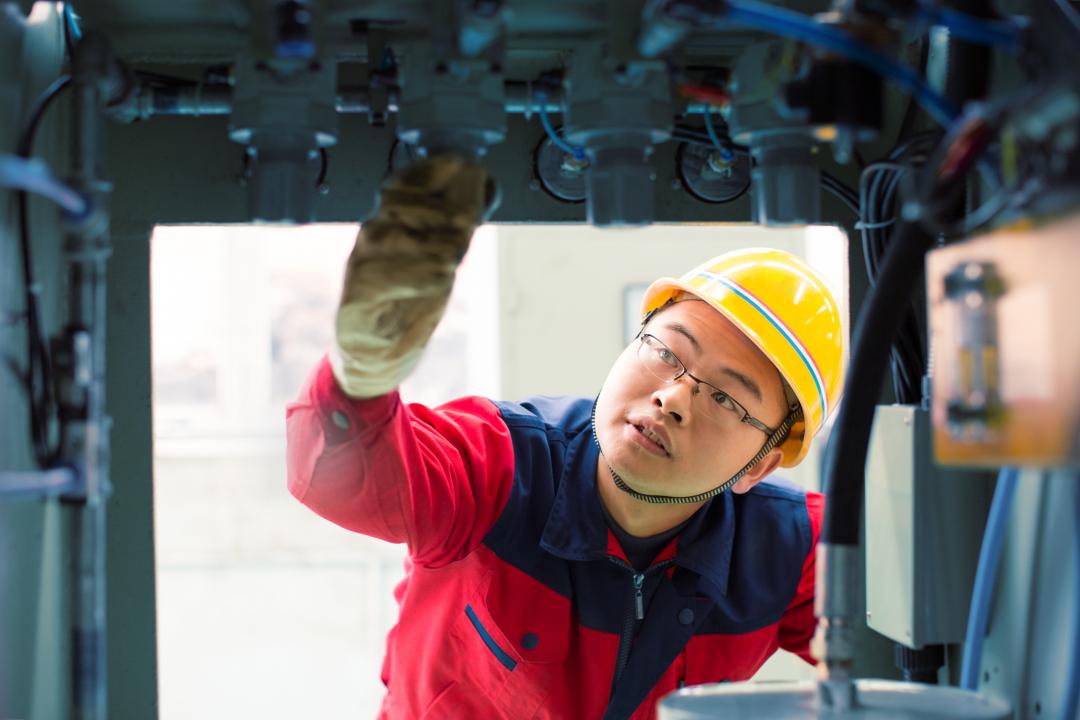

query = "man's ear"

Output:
[[730, 447, 784, 494]]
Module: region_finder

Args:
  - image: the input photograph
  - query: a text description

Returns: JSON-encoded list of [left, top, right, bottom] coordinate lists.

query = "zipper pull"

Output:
[[633, 573, 645, 620]]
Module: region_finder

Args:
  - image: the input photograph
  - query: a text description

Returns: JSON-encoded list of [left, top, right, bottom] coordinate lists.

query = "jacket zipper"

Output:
[[607, 557, 676, 696]]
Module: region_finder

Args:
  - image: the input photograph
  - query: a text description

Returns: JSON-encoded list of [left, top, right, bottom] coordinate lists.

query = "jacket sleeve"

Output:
[[777, 491, 824, 664], [285, 354, 515, 568]]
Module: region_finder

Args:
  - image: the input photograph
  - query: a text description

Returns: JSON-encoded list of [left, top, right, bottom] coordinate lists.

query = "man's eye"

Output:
[[657, 348, 679, 367], [711, 391, 737, 411]]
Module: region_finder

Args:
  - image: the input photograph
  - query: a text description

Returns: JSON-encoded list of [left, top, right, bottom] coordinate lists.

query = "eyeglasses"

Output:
[[636, 333, 780, 435]]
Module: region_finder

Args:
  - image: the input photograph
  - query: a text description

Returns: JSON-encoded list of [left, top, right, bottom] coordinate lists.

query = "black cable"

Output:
[[823, 218, 936, 544], [18, 76, 71, 156], [315, 148, 329, 188], [859, 133, 939, 403], [134, 70, 199, 88], [821, 172, 860, 215], [824, 121, 992, 544], [16, 75, 72, 468]]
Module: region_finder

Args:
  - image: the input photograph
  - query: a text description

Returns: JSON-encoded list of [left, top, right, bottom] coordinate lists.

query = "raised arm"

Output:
[[285, 157, 512, 567]]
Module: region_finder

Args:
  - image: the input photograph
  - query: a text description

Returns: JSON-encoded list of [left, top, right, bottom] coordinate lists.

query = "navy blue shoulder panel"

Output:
[[696, 477, 813, 634], [481, 397, 595, 599], [495, 395, 595, 436]]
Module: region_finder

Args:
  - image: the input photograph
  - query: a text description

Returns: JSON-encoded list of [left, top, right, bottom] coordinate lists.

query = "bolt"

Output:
[[706, 152, 734, 174], [528, 179, 541, 191], [560, 153, 588, 174], [318, 183, 330, 195], [831, 128, 853, 165], [670, 178, 682, 190]]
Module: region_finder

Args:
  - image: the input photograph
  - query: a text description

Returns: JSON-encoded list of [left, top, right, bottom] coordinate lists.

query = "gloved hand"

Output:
[[330, 155, 491, 399]]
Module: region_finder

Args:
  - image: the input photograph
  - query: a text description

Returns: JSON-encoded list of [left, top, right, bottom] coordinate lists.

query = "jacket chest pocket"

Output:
[[449, 563, 571, 718]]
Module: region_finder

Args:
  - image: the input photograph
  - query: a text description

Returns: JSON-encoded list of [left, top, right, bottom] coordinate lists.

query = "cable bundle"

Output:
[[858, 131, 939, 404]]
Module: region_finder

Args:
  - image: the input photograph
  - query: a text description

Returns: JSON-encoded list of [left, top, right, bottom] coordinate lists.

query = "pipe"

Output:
[[707, 0, 960, 126], [119, 82, 730, 120], [959, 466, 1020, 690], [66, 31, 115, 720], [1060, 475, 1080, 719], [0, 468, 81, 499], [0, 155, 90, 217], [916, 4, 1021, 50]]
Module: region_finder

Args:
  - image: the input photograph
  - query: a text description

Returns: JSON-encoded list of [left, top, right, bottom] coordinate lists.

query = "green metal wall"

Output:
[[1, 8, 71, 719]]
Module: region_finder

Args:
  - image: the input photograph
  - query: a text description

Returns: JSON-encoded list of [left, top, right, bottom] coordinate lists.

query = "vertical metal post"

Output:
[[64, 32, 115, 720]]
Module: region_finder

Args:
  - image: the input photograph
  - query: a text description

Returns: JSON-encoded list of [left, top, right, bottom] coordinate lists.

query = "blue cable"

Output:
[[703, 111, 736, 162], [716, 0, 959, 127], [63, 3, 82, 41], [960, 466, 1021, 690], [918, 4, 1021, 51], [1062, 475, 1080, 720], [0, 155, 91, 219], [534, 91, 586, 161]]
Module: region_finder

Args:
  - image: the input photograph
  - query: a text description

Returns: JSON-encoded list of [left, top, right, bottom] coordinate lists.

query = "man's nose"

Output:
[[652, 376, 697, 424]]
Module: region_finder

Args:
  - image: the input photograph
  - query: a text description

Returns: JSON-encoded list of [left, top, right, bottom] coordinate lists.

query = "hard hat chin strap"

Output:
[[590, 402, 800, 506]]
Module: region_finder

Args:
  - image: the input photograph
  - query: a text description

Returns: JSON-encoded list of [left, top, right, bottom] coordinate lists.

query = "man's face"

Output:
[[594, 300, 790, 497]]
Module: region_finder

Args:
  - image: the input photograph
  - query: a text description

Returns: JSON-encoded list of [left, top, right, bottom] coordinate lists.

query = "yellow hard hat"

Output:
[[640, 248, 845, 467]]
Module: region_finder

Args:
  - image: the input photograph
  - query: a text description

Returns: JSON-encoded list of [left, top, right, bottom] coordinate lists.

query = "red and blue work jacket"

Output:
[[286, 356, 823, 720]]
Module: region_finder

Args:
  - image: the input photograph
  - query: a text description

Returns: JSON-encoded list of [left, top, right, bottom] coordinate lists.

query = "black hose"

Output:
[[822, 218, 935, 545], [16, 76, 72, 468], [821, 172, 859, 216]]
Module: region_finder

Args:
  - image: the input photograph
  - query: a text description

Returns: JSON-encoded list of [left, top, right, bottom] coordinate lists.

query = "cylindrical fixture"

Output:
[[243, 137, 321, 223], [396, 49, 506, 157], [658, 679, 1012, 719], [583, 143, 655, 227], [811, 541, 860, 709], [749, 135, 821, 225], [637, 0, 692, 57], [456, 0, 505, 56]]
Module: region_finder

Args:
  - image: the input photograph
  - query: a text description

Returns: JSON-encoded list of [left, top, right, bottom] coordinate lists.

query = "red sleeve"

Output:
[[285, 354, 515, 568], [777, 491, 824, 664]]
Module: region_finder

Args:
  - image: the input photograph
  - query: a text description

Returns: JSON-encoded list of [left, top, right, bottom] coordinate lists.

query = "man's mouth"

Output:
[[629, 422, 670, 457]]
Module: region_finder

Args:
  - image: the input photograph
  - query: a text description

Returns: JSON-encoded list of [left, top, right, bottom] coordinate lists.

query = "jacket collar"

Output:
[[539, 421, 736, 598]]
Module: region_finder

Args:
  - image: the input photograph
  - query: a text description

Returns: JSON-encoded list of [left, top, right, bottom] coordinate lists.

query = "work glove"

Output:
[[330, 154, 492, 399]]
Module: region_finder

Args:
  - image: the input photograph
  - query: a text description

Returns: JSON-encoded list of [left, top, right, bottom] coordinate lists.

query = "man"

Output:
[[286, 156, 845, 719]]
